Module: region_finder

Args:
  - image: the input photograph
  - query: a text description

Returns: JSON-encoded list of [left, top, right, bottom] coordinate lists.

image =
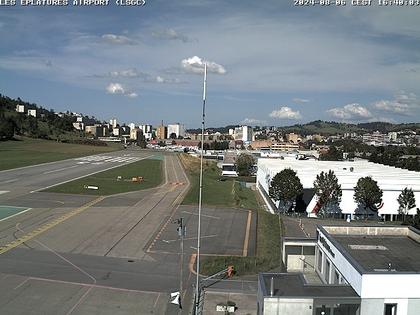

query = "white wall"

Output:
[[317, 230, 363, 295], [361, 274, 420, 299], [264, 298, 313, 315]]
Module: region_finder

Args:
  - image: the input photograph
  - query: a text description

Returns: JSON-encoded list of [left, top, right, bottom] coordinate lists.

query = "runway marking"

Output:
[[181, 211, 220, 220], [14, 277, 30, 290], [0, 196, 105, 255], [43, 165, 79, 175], [0, 191, 10, 195], [242, 210, 252, 257], [162, 234, 218, 243], [146, 155, 191, 253], [15, 276, 163, 294], [153, 292, 161, 309], [0, 206, 32, 223], [30, 155, 154, 193], [3, 179, 18, 183]]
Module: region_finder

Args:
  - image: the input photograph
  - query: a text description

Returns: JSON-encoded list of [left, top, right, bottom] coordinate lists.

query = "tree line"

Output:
[[267, 168, 418, 223], [320, 139, 420, 172]]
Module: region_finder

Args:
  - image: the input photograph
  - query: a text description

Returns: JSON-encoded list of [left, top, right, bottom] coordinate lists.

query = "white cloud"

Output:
[[269, 107, 302, 120], [152, 28, 194, 43], [155, 75, 182, 84], [106, 83, 125, 94], [101, 34, 137, 45], [241, 118, 266, 125], [126, 92, 138, 98], [181, 56, 226, 75], [327, 103, 372, 120], [110, 68, 141, 78], [106, 83, 138, 98], [292, 98, 309, 104], [373, 91, 419, 115]]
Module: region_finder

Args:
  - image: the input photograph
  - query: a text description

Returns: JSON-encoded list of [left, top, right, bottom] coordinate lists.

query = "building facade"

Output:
[[259, 225, 420, 315], [167, 123, 185, 139]]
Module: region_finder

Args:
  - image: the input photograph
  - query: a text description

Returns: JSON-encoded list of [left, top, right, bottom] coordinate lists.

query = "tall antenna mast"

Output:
[[195, 62, 207, 314]]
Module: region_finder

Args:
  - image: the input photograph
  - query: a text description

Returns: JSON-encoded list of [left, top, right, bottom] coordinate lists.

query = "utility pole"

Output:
[[174, 217, 185, 309], [195, 62, 207, 315]]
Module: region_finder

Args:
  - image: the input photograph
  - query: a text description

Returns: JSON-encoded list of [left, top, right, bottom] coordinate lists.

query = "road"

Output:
[[0, 149, 257, 314]]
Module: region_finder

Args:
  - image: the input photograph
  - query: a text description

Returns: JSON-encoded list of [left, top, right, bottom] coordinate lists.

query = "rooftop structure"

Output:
[[259, 225, 420, 315]]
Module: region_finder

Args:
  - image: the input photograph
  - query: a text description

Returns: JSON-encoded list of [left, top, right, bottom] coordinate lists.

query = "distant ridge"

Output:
[[187, 120, 420, 136]]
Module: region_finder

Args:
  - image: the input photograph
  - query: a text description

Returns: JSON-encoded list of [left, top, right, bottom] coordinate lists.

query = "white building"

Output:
[[73, 122, 84, 131], [167, 123, 185, 139], [109, 118, 117, 128], [112, 127, 121, 137], [256, 158, 420, 220], [16, 104, 25, 113], [128, 123, 136, 130], [388, 132, 398, 142], [259, 225, 420, 315], [130, 128, 143, 140], [27, 109, 37, 117], [234, 125, 253, 142]]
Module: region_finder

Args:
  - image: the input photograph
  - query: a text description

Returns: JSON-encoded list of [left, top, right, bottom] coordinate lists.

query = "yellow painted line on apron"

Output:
[[0, 196, 105, 255]]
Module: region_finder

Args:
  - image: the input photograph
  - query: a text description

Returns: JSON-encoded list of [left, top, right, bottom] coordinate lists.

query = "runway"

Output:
[[0, 149, 257, 314]]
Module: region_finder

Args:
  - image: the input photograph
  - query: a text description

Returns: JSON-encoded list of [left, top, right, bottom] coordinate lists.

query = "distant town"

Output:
[[8, 97, 420, 171]]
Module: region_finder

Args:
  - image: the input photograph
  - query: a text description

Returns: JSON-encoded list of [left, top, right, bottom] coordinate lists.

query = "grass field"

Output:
[[178, 153, 282, 276], [179, 154, 259, 209], [44, 159, 162, 195], [0, 137, 121, 171]]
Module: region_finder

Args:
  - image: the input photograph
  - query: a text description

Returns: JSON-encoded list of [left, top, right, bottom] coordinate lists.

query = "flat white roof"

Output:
[[257, 158, 420, 191]]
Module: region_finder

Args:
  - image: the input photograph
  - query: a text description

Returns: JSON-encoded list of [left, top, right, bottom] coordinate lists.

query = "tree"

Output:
[[269, 168, 303, 213], [0, 116, 15, 140], [313, 170, 342, 217], [398, 187, 416, 222], [169, 132, 177, 139], [354, 176, 383, 219], [235, 153, 255, 176], [137, 135, 147, 148], [320, 146, 343, 161]]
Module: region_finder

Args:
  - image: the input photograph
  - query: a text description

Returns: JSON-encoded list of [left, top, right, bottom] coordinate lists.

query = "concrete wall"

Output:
[[360, 299, 385, 315], [360, 298, 413, 315], [263, 298, 312, 315], [407, 299, 420, 315]]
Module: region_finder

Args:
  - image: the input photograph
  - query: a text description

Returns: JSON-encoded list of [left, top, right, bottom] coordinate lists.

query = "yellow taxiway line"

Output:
[[0, 196, 105, 255]]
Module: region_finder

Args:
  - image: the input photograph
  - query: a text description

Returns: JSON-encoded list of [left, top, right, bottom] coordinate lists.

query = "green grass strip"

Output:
[[44, 159, 162, 195]]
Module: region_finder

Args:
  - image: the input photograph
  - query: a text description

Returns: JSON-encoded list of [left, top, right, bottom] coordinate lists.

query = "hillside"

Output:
[[0, 94, 100, 141]]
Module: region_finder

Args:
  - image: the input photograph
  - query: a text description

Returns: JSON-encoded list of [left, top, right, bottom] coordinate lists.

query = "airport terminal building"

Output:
[[258, 225, 420, 315], [256, 158, 420, 220]]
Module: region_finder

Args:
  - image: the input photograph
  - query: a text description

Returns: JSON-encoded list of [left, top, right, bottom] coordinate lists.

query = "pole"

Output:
[[195, 62, 207, 314], [179, 217, 184, 309]]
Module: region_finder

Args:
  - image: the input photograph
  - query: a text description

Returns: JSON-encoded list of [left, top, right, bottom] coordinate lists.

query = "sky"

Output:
[[0, 1, 419, 128]]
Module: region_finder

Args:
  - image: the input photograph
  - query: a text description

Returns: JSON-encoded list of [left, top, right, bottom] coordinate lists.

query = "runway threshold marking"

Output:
[[0, 196, 105, 255], [242, 210, 252, 257]]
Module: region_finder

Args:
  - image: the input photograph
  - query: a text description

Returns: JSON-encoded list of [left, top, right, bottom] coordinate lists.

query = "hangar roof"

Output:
[[257, 158, 420, 191]]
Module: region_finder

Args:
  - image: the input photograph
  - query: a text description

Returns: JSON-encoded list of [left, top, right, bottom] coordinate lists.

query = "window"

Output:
[[384, 304, 397, 315], [325, 260, 331, 283], [333, 270, 340, 284], [317, 250, 323, 272]]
